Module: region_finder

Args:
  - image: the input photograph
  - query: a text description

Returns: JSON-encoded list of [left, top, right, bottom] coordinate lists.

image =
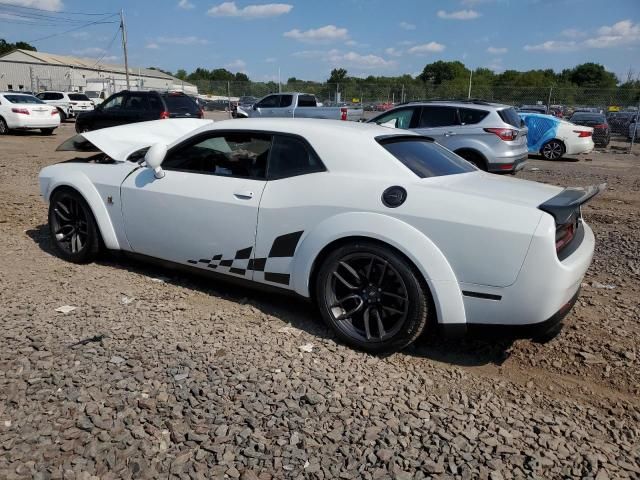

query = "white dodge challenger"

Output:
[[39, 118, 603, 353]]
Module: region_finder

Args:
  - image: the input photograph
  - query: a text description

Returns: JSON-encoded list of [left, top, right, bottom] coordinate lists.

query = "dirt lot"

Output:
[[0, 118, 639, 479]]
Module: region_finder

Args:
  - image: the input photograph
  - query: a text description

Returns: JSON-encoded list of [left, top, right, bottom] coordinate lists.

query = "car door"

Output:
[[252, 134, 327, 288], [414, 106, 460, 147], [252, 94, 280, 117], [94, 93, 126, 129], [120, 92, 149, 125], [120, 131, 271, 279]]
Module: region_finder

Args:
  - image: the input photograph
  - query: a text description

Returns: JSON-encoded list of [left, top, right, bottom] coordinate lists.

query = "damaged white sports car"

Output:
[[39, 118, 603, 353]]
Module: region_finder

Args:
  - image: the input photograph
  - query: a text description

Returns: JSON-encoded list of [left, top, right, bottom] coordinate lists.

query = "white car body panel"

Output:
[[39, 118, 599, 330], [555, 120, 594, 155]]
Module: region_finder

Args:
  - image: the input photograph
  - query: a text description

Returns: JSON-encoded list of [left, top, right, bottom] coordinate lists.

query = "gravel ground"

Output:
[[0, 118, 639, 479]]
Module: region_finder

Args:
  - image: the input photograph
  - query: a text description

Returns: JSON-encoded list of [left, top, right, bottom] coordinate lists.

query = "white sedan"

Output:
[[0, 92, 60, 135], [39, 118, 602, 353], [519, 112, 594, 160]]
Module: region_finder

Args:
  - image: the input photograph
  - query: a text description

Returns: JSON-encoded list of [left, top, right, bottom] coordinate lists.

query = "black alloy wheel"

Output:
[[48, 189, 100, 263], [316, 241, 429, 354]]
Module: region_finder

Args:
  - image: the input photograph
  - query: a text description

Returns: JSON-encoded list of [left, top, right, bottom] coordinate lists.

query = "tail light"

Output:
[[51, 109, 59, 116], [574, 130, 592, 137], [593, 124, 607, 130], [340, 107, 348, 121], [484, 128, 517, 141], [160, 111, 170, 119], [555, 221, 576, 252], [11, 108, 29, 115]]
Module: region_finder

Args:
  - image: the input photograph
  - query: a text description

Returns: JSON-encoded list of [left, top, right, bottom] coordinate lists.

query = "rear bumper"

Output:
[[564, 137, 594, 155], [488, 152, 528, 173], [8, 116, 60, 129]]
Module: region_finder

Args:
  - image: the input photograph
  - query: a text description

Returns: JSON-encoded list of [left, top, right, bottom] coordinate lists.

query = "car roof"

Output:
[[395, 99, 509, 109]]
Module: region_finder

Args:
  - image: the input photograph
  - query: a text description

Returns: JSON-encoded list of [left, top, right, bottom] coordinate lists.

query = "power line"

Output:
[[0, 1, 115, 15], [27, 16, 119, 43], [89, 24, 121, 68], [0, 10, 102, 24]]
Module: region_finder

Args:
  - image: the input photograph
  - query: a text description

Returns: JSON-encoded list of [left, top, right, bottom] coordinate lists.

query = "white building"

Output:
[[0, 49, 197, 96]]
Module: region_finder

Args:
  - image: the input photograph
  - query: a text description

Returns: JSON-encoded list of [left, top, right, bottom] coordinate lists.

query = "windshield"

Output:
[[378, 136, 476, 178], [68, 93, 90, 101], [163, 94, 200, 113], [4, 95, 45, 104]]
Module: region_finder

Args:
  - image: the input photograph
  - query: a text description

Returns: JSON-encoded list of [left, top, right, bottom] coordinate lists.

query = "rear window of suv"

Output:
[[162, 94, 199, 114], [498, 107, 522, 128], [68, 93, 90, 101], [378, 136, 476, 178]]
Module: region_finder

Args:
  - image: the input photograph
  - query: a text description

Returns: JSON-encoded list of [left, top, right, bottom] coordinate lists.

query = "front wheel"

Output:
[[0, 117, 8, 135], [48, 189, 101, 263], [541, 140, 564, 160], [315, 241, 429, 354]]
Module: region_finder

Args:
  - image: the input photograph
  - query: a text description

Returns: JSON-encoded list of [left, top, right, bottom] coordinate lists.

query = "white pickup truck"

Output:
[[236, 92, 363, 121]]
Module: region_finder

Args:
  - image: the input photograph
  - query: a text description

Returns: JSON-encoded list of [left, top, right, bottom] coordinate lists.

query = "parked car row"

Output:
[[0, 92, 60, 135], [235, 92, 364, 121]]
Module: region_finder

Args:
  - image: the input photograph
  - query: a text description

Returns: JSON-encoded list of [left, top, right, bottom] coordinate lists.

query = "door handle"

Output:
[[233, 190, 254, 200]]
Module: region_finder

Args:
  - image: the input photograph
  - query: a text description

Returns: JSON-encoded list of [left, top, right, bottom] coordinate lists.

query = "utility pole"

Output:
[[546, 84, 553, 114], [467, 70, 473, 99], [120, 9, 131, 90]]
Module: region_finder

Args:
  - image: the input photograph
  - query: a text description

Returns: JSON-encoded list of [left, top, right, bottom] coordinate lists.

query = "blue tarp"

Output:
[[519, 113, 559, 153]]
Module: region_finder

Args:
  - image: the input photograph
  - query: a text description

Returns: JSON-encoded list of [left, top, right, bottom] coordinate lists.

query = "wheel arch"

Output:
[[290, 212, 467, 326], [454, 147, 488, 170], [46, 176, 120, 250], [540, 137, 566, 155]]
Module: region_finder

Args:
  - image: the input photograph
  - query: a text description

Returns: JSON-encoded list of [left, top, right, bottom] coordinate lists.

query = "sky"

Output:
[[0, 0, 639, 82]]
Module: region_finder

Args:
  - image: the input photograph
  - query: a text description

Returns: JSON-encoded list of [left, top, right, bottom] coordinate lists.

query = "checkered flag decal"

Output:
[[187, 231, 304, 285]]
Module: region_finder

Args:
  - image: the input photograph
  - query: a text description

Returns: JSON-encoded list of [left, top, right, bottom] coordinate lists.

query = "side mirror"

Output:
[[145, 143, 167, 179], [380, 118, 397, 129]]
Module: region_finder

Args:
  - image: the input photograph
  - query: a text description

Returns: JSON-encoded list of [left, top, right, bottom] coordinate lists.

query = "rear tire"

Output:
[[314, 241, 429, 354], [541, 139, 564, 160], [40, 128, 54, 135], [57, 109, 67, 122], [0, 117, 8, 135], [48, 189, 101, 264], [456, 150, 487, 171]]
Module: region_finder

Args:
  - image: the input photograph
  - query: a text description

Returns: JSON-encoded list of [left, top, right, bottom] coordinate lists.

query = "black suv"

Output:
[[75, 91, 203, 133]]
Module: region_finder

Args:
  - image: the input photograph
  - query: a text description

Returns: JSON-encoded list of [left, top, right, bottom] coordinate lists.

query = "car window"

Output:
[[36, 93, 45, 100], [148, 95, 163, 112], [163, 132, 271, 179], [279, 95, 293, 108], [68, 93, 90, 101], [256, 95, 279, 108], [373, 108, 416, 129], [459, 108, 489, 125], [268, 135, 325, 179], [123, 94, 148, 111], [498, 107, 522, 128], [102, 94, 124, 110], [163, 94, 199, 114], [50, 93, 64, 100], [418, 106, 459, 128], [298, 95, 316, 107], [4, 95, 45, 104], [378, 137, 475, 178]]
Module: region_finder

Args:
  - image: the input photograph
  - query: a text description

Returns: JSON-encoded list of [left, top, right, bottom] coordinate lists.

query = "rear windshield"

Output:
[[68, 93, 90, 101], [162, 94, 200, 113], [498, 107, 522, 128], [4, 95, 44, 104], [571, 114, 605, 122], [379, 137, 476, 178]]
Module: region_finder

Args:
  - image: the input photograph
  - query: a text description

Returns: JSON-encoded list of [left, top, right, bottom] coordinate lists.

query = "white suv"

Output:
[[36, 91, 93, 121]]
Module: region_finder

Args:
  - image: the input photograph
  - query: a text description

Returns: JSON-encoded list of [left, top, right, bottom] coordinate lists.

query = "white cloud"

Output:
[[155, 36, 209, 45], [178, 0, 194, 8], [145, 42, 160, 49], [399, 21, 415, 30], [1, 0, 62, 11], [384, 47, 402, 57], [264, 57, 277, 63], [523, 40, 578, 52], [585, 19, 640, 48], [284, 25, 349, 43], [72, 47, 106, 56], [291, 50, 324, 59], [487, 57, 504, 72], [437, 9, 480, 20], [225, 59, 246, 70], [208, 1, 292, 19], [326, 50, 394, 69], [561, 28, 586, 39], [407, 42, 445, 54], [487, 46, 507, 54]]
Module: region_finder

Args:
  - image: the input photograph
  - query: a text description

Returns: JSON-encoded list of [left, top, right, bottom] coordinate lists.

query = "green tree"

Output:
[[175, 69, 188, 80], [328, 68, 348, 83], [0, 39, 36, 56], [565, 63, 617, 88], [234, 72, 249, 82], [419, 61, 468, 84]]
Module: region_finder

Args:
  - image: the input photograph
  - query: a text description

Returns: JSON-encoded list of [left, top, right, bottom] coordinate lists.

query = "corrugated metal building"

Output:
[[0, 49, 197, 96]]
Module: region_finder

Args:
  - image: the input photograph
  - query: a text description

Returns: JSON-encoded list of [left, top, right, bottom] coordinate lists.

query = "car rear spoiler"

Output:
[[538, 183, 606, 224]]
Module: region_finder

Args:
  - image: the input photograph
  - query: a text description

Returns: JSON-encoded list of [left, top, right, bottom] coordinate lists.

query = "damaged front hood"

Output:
[[56, 119, 213, 161]]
